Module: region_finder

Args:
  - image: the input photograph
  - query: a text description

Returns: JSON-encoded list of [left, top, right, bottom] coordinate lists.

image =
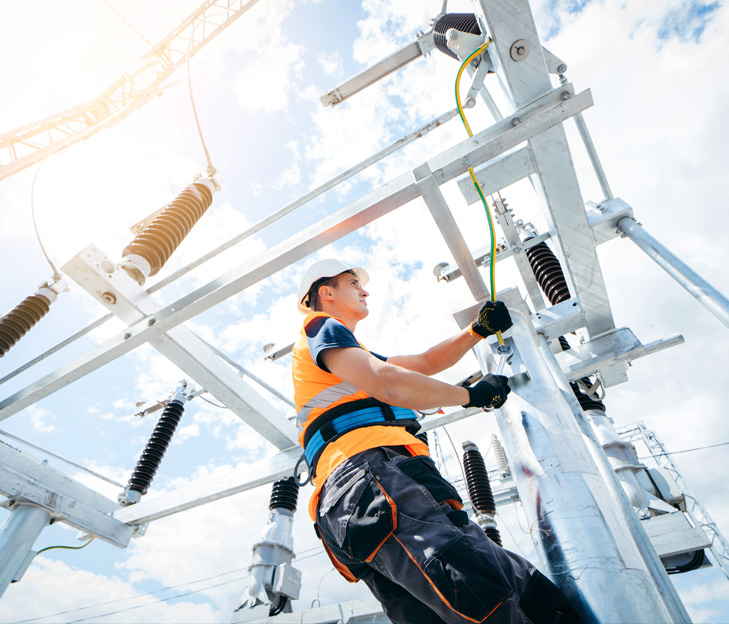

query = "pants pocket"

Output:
[[520, 568, 583, 624], [422, 537, 512, 622], [318, 461, 396, 563], [397, 455, 463, 508]]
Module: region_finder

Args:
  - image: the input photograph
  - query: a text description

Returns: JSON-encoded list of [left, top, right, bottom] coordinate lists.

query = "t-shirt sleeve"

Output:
[[305, 316, 387, 372]]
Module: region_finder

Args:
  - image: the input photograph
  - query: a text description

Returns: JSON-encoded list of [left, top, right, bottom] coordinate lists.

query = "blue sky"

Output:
[[1, 0, 728, 621]]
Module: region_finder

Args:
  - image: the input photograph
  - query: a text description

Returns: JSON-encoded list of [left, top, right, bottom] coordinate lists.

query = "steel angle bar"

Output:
[[436, 231, 550, 283], [0, 429, 123, 487], [320, 33, 434, 107], [0, 173, 420, 419], [555, 327, 684, 383], [618, 217, 729, 330], [114, 446, 301, 525], [0, 442, 134, 547], [427, 84, 591, 184], [415, 166, 490, 301], [457, 146, 535, 205], [60, 245, 297, 449], [148, 108, 459, 295]]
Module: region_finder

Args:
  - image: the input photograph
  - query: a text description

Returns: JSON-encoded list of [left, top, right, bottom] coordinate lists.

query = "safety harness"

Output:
[[295, 397, 421, 485]]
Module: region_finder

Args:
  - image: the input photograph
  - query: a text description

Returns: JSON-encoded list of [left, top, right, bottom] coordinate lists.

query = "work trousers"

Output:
[[315, 447, 581, 624]]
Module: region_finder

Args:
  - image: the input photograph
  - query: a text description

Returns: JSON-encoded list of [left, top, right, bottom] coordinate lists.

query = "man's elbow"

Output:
[[367, 369, 409, 405]]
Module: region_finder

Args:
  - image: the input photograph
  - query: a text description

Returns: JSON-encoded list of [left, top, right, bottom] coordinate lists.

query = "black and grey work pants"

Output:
[[315, 446, 581, 624]]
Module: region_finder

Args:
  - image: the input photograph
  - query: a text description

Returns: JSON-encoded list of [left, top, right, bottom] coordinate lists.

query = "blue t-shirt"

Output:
[[305, 316, 387, 373]]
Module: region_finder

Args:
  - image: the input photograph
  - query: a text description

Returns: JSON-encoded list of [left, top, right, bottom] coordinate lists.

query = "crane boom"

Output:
[[0, 0, 261, 182]]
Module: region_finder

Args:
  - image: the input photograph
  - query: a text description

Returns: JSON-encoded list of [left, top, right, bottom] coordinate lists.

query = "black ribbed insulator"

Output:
[[0, 293, 51, 357], [558, 336, 571, 352], [463, 447, 496, 515], [485, 526, 503, 547], [571, 381, 606, 413], [122, 182, 213, 277], [524, 241, 571, 305], [270, 477, 299, 512], [128, 399, 185, 495], [433, 13, 482, 60]]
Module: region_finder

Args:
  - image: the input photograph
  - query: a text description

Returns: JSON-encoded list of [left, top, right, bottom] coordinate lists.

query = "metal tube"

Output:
[[475, 305, 690, 623], [618, 217, 729, 329], [573, 112, 613, 201], [536, 336, 691, 621], [0, 503, 51, 597]]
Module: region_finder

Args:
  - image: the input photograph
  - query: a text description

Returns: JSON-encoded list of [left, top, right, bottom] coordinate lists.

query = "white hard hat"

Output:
[[297, 259, 369, 314]]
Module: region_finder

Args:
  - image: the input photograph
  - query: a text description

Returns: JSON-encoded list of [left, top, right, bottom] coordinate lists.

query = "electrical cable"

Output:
[[30, 159, 61, 280], [187, 19, 216, 177], [65, 576, 247, 624], [638, 440, 729, 460], [454, 40, 504, 345], [16, 566, 250, 623], [198, 394, 228, 409], [18, 544, 326, 624], [34, 537, 94, 558]]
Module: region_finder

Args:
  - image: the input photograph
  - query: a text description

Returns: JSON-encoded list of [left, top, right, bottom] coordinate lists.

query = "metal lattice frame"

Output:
[[619, 421, 729, 580], [0, 0, 262, 181]]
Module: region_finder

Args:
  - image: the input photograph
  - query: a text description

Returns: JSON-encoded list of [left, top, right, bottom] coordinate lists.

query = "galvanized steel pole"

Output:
[[0, 503, 51, 597], [618, 217, 729, 329], [475, 305, 691, 623]]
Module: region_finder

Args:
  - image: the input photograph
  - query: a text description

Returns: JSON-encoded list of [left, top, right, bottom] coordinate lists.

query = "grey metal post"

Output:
[[475, 303, 690, 623], [573, 112, 613, 201], [618, 217, 729, 329], [0, 503, 51, 597]]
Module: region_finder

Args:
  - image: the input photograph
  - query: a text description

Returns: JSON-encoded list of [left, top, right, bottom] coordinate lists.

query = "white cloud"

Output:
[[29, 405, 58, 434], [317, 50, 344, 76]]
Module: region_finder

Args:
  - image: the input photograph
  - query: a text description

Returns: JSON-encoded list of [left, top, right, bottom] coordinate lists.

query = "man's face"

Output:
[[328, 272, 369, 320]]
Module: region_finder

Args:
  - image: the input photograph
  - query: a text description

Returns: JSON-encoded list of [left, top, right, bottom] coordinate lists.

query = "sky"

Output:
[[0, 0, 728, 622]]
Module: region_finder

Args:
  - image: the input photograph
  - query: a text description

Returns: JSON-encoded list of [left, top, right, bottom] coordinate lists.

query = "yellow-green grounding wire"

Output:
[[455, 39, 504, 344]]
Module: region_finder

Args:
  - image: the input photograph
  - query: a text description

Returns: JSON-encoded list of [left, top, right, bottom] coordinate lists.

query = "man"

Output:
[[292, 258, 580, 624]]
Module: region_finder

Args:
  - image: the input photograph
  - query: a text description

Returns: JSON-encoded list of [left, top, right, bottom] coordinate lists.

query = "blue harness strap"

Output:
[[301, 398, 420, 479]]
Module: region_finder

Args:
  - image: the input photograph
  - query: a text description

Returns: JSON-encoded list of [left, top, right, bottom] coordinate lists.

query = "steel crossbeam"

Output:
[[0, 84, 592, 420]]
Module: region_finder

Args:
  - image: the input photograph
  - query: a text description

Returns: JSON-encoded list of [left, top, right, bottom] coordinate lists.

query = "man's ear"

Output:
[[318, 284, 334, 303]]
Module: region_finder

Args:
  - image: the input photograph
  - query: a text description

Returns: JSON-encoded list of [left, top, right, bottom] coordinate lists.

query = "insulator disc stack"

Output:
[[127, 399, 185, 495], [433, 13, 481, 60], [462, 443, 502, 546], [485, 527, 503, 547], [270, 477, 299, 512], [122, 181, 214, 277], [524, 241, 571, 305], [492, 436, 510, 478], [571, 381, 606, 413], [463, 445, 496, 515], [0, 293, 52, 357]]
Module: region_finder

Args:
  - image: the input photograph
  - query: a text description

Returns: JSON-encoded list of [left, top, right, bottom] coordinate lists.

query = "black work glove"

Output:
[[462, 375, 511, 409], [471, 300, 513, 338]]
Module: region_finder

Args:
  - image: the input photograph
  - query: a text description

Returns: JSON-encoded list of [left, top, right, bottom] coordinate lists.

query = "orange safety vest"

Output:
[[293, 312, 428, 519]]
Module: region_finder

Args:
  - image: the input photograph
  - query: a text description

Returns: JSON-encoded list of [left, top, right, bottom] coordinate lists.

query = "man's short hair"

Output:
[[307, 270, 354, 311]]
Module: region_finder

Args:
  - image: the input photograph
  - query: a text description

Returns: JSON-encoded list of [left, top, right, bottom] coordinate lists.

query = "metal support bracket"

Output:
[[0, 441, 134, 547]]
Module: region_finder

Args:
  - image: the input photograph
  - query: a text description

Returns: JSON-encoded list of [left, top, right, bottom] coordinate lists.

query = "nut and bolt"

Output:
[[101, 292, 117, 305], [557, 64, 568, 74], [147, 318, 156, 327], [512, 118, 521, 127], [561, 91, 571, 101], [463, 156, 473, 168]]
